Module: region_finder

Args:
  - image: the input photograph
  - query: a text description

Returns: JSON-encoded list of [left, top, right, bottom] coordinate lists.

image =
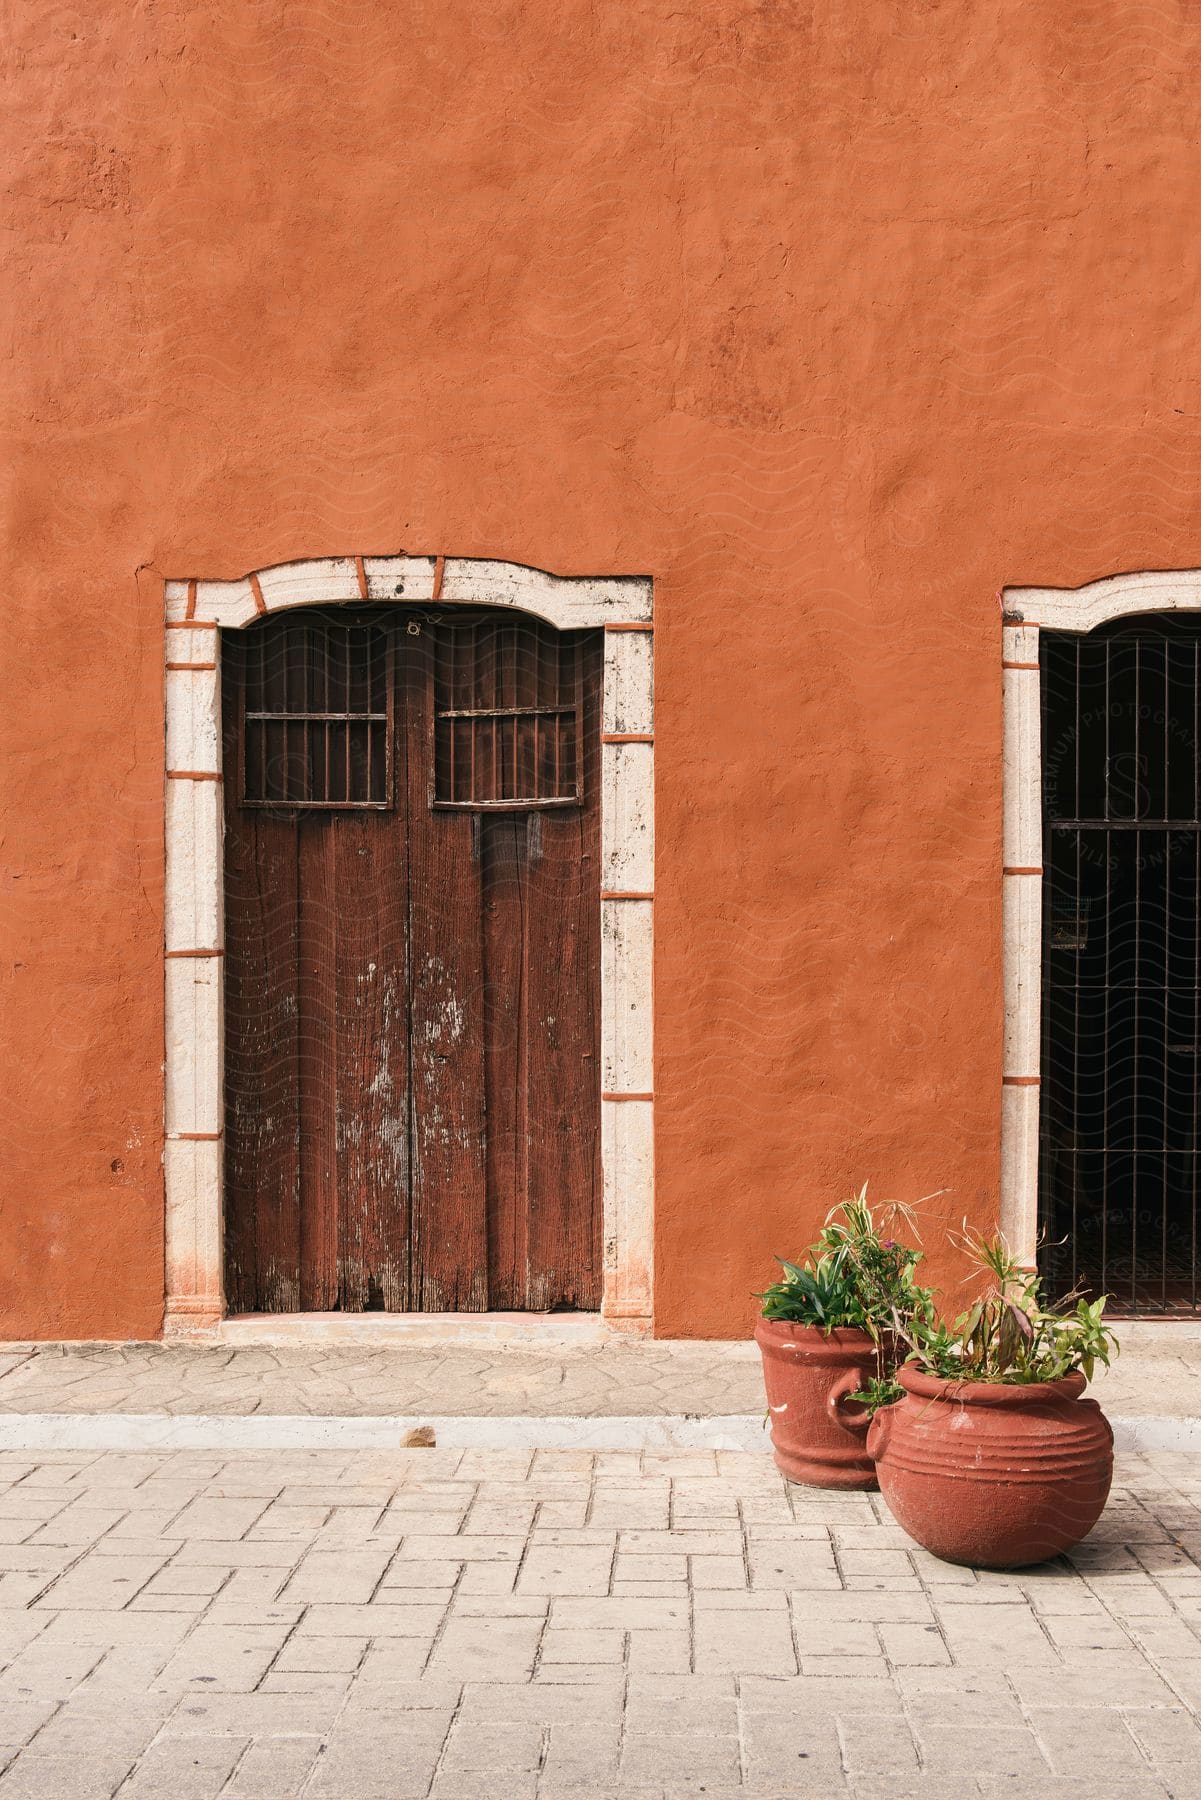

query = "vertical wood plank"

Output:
[[297, 818, 338, 1309], [520, 628, 603, 1308], [333, 724, 411, 1311], [482, 812, 528, 1307], [222, 632, 303, 1313], [406, 625, 489, 1310]]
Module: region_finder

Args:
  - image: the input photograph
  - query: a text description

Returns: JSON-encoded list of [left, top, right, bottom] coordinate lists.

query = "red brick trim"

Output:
[[166, 620, 219, 630], [605, 622, 653, 633], [165, 948, 225, 959], [166, 662, 217, 672], [185, 579, 198, 619], [1002, 1075, 1040, 1086], [248, 572, 266, 614], [601, 891, 654, 901], [602, 732, 653, 744], [168, 1131, 224, 1141], [1003, 866, 1043, 876], [432, 555, 445, 601], [167, 770, 222, 781], [355, 555, 368, 599], [1003, 661, 1040, 671], [603, 1092, 654, 1102]]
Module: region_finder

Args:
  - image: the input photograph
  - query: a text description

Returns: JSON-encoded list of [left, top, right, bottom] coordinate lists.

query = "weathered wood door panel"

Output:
[[481, 804, 602, 1310], [223, 608, 601, 1313], [404, 630, 489, 1312], [223, 806, 304, 1313]]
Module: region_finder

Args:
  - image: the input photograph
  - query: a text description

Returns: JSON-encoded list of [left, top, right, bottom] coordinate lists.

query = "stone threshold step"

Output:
[[211, 1312, 622, 1346], [0, 1411, 1195, 1453]]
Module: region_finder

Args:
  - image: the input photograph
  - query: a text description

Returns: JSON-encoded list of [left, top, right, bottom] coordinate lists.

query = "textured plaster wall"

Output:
[[5, 2, 1201, 1338]]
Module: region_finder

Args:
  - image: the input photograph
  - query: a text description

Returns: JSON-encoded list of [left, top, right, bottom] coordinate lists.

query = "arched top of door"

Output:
[[166, 554, 652, 634], [1004, 569, 1201, 636]]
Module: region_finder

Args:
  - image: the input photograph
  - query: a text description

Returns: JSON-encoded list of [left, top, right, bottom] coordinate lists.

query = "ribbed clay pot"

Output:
[[754, 1320, 884, 1489], [868, 1364, 1113, 1568]]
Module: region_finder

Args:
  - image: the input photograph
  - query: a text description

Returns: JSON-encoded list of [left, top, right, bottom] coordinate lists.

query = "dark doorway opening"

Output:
[[1040, 613, 1201, 1313]]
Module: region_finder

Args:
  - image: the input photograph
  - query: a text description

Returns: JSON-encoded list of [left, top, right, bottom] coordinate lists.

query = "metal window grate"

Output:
[[432, 616, 582, 809], [1040, 614, 1201, 1313], [233, 614, 391, 809]]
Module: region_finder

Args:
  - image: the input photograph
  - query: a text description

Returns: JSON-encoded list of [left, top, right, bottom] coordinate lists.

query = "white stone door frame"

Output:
[[1001, 569, 1201, 1265], [163, 554, 654, 1337]]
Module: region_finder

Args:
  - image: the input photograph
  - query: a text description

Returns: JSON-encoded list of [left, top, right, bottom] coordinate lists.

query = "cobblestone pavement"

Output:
[[2, 1450, 1201, 1796], [0, 1323, 1197, 1419]]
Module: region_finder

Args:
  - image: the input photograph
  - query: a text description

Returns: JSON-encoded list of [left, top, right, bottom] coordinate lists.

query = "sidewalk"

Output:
[[0, 1322, 1199, 1450], [3, 1331, 1201, 1795], [0, 1336, 764, 1421], [0, 1444, 1200, 1797]]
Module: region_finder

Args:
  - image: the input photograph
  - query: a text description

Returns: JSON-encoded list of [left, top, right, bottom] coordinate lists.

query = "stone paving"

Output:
[[1, 1321, 1198, 1420], [0, 1342, 763, 1419], [2, 1448, 1201, 1796]]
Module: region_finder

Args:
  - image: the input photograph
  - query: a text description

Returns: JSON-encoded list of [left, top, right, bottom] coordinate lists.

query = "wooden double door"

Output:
[[222, 606, 602, 1314]]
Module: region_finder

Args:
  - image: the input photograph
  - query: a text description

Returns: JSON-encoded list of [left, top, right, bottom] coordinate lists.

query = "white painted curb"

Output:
[[0, 1412, 1196, 1453], [1111, 1416, 1201, 1453], [0, 1413, 772, 1452]]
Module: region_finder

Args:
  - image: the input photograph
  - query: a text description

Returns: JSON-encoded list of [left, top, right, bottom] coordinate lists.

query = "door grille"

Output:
[[432, 615, 582, 808], [1039, 615, 1201, 1312], [230, 613, 391, 809]]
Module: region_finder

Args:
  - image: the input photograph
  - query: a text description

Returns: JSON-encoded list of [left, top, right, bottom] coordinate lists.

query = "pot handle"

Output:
[[826, 1368, 872, 1436], [866, 1405, 890, 1461]]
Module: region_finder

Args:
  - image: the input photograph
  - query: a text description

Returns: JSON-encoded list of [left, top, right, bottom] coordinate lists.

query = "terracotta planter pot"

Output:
[[868, 1364, 1114, 1569], [754, 1319, 884, 1489]]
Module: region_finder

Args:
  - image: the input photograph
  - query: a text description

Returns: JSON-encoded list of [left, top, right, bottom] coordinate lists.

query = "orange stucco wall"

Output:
[[5, 3, 1201, 1339]]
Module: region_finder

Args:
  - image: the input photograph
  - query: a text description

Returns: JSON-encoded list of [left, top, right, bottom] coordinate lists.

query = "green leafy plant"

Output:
[[899, 1228, 1119, 1385], [848, 1373, 905, 1413], [758, 1184, 933, 1344]]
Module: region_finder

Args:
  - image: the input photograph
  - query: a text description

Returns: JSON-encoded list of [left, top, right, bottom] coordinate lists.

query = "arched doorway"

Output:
[[221, 603, 603, 1313], [1039, 611, 1201, 1310], [162, 553, 654, 1335]]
